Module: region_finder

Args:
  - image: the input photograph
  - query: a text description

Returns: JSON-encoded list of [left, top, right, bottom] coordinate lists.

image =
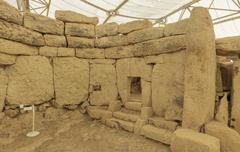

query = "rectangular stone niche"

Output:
[[128, 77, 142, 100]]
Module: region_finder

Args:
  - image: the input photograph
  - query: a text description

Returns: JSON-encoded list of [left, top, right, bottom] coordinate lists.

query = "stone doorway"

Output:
[[128, 77, 142, 101]]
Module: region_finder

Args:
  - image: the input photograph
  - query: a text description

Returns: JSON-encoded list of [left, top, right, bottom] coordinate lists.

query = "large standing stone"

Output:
[[182, 7, 216, 130], [6, 56, 54, 105], [96, 22, 118, 37], [67, 36, 94, 48], [54, 57, 89, 107], [119, 20, 152, 34], [152, 51, 185, 117], [171, 128, 220, 152], [127, 27, 164, 44], [0, 38, 38, 55], [55, 10, 98, 25], [89, 62, 118, 106], [24, 13, 64, 35], [65, 23, 95, 38], [116, 58, 152, 103], [0, 68, 7, 112], [0, 19, 45, 46], [206, 121, 240, 152], [0, 53, 16, 65], [0, 0, 22, 25]]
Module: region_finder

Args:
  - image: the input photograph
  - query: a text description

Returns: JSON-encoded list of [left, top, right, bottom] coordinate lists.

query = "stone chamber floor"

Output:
[[0, 109, 170, 152]]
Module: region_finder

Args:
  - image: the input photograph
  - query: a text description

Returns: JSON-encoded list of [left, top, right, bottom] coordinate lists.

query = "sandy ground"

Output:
[[0, 109, 170, 152]]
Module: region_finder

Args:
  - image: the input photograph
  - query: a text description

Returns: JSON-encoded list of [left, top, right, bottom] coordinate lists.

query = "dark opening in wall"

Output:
[[93, 84, 101, 91], [129, 77, 142, 96]]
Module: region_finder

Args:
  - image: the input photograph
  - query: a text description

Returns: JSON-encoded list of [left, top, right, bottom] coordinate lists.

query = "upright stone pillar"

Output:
[[182, 7, 216, 131]]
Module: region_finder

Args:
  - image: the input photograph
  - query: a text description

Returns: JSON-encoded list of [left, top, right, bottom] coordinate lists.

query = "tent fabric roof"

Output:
[[7, 0, 240, 38]]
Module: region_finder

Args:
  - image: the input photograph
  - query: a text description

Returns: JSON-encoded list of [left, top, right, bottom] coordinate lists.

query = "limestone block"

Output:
[[206, 121, 240, 152], [0, 53, 16, 65], [57, 47, 75, 57], [141, 107, 153, 119], [216, 36, 240, 55], [141, 80, 152, 107], [144, 55, 164, 64], [133, 35, 186, 56], [65, 23, 95, 38], [44, 34, 67, 47], [0, 68, 7, 112], [6, 56, 54, 105], [215, 93, 228, 124], [95, 35, 128, 48], [152, 51, 185, 117], [96, 22, 118, 37], [141, 125, 173, 145], [0, 38, 38, 55], [54, 57, 89, 107], [164, 19, 189, 36], [0, 0, 22, 25], [116, 58, 152, 103], [24, 13, 64, 35], [108, 100, 122, 112], [89, 59, 116, 64], [216, 65, 223, 93], [165, 98, 183, 121], [0, 19, 45, 46], [127, 27, 164, 44], [67, 36, 94, 48], [104, 45, 135, 59], [182, 8, 216, 130], [134, 119, 147, 134], [55, 10, 98, 25], [87, 106, 112, 120], [148, 117, 178, 132], [89, 63, 118, 106], [171, 128, 220, 152], [39, 46, 58, 57], [76, 48, 105, 59], [119, 20, 152, 34]]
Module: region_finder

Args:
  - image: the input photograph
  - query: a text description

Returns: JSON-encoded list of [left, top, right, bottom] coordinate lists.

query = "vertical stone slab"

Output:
[[231, 60, 240, 133], [182, 7, 216, 130], [0, 68, 7, 112]]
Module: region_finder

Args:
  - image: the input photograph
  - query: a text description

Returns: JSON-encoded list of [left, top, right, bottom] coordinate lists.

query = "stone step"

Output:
[[105, 118, 135, 132], [141, 125, 173, 145], [125, 102, 142, 111], [128, 98, 142, 102], [148, 116, 178, 132], [113, 111, 140, 122]]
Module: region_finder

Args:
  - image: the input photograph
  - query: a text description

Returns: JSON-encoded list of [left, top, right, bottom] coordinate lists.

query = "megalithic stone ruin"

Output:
[[182, 7, 216, 131]]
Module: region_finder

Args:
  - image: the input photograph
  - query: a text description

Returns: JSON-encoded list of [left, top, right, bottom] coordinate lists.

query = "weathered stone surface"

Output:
[[164, 19, 189, 36], [215, 93, 228, 124], [65, 23, 95, 38], [171, 129, 220, 152], [141, 80, 152, 107], [55, 10, 98, 25], [54, 57, 89, 107], [133, 35, 186, 56], [95, 35, 128, 48], [89, 63, 118, 106], [89, 59, 115, 64], [0, 68, 7, 112], [152, 51, 185, 117], [96, 22, 118, 37], [67, 36, 94, 48], [108, 100, 122, 112], [127, 27, 164, 44], [6, 56, 54, 105], [149, 117, 178, 132], [0, 53, 16, 65], [24, 13, 64, 35], [141, 107, 153, 119], [119, 20, 152, 34], [87, 106, 112, 120], [76, 48, 104, 59], [144, 55, 164, 64], [0, 0, 22, 25], [134, 119, 147, 134], [0, 19, 44, 46], [116, 58, 152, 103], [57, 47, 75, 57], [44, 34, 67, 47], [165, 99, 183, 121], [39, 46, 58, 57], [182, 8, 216, 130], [206, 121, 240, 152], [0, 38, 38, 55], [104, 45, 134, 59], [216, 36, 240, 55]]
